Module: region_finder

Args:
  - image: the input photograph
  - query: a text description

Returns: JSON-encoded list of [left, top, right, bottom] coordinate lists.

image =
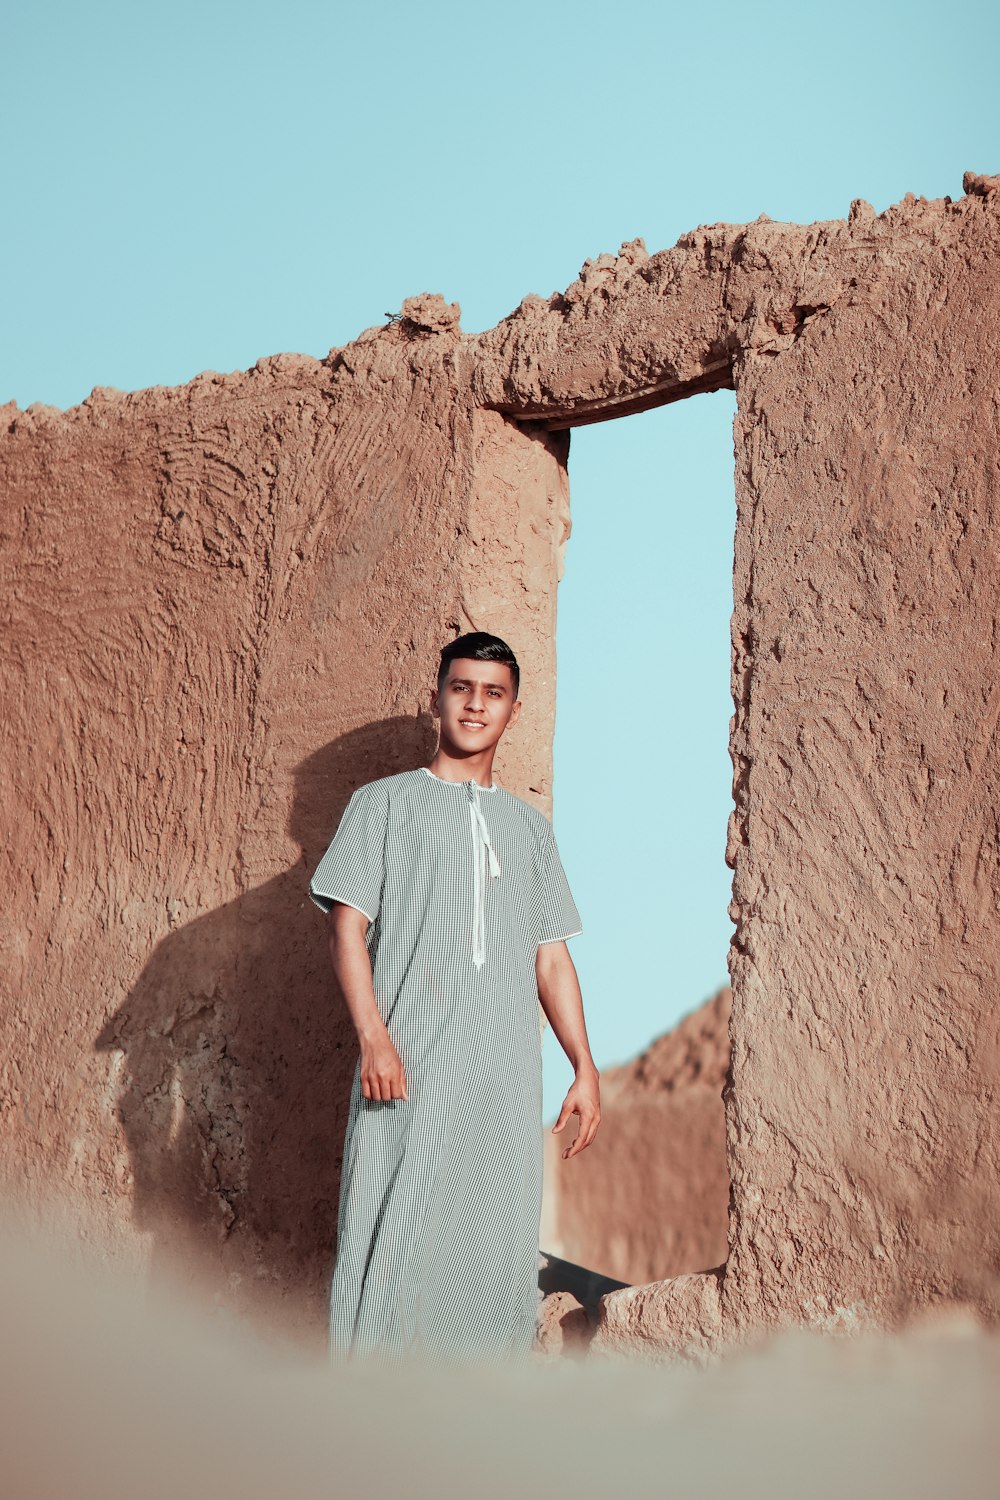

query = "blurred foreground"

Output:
[[1, 1204, 997, 1500]]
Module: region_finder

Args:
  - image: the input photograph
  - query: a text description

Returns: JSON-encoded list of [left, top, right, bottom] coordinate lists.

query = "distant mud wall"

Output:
[[541, 988, 731, 1287], [3, 173, 998, 1354]]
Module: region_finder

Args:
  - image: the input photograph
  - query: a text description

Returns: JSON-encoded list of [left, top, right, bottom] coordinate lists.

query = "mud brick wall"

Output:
[[3, 174, 998, 1352]]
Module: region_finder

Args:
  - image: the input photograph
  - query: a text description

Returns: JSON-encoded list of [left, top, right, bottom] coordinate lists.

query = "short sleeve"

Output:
[[308, 783, 388, 922], [537, 821, 583, 946]]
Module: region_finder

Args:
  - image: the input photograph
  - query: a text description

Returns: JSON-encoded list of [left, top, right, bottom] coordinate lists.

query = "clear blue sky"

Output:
[[4, 1, 996, 1120]]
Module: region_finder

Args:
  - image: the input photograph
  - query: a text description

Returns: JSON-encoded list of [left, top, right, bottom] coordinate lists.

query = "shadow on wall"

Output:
[[94, 715, 437, 1346]]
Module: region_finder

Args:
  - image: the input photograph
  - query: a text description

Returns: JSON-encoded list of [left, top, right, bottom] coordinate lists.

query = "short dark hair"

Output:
[[437, 631, 519, 699]]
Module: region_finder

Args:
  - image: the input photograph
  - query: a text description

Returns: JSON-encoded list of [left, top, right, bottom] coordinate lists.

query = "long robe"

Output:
[[308, 766, 582, 1366]]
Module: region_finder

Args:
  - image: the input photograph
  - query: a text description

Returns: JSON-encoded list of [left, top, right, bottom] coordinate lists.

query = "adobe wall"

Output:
[[2, 171, 998, 1354], [0, 313, 569, 1338], [719, 180, 1000, 1344], [476, 172, 1000, 1356]]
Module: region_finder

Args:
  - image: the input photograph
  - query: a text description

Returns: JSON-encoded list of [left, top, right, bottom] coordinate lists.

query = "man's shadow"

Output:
[[95, 715, 436, 1347]]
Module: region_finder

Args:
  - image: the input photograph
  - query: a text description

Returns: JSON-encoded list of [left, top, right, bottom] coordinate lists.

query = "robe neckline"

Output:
[[421, 766, 498, 792]]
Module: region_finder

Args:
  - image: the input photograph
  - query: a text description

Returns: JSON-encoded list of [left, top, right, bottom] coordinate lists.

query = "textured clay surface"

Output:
[[541, 988, 730, 1286], [0, 303, 572, 1339], [3, 173, 999, 1358]]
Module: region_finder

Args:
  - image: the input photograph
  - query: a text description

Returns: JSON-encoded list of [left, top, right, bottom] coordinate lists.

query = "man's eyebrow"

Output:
[[448, 677, 508, 690]]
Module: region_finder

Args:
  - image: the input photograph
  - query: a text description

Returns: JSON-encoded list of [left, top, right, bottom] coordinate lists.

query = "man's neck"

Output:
[[426, 751, 496, 788]]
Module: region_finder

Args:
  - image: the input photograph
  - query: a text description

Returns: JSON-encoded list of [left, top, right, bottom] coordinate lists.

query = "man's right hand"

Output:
[[359, 1028, 408, 1102]]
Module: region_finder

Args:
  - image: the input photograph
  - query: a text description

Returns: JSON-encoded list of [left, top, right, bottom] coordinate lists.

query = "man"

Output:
[[308, 630, 600, 1366]]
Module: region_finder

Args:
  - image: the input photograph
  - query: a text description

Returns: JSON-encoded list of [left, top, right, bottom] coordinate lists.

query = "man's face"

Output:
[[431, 657, 520, 754]]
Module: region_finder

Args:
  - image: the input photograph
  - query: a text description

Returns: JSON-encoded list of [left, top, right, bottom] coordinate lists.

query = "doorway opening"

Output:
[[540, 388, 738, 1289]]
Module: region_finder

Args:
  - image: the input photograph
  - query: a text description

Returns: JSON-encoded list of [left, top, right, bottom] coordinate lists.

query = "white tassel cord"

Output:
[[468, 787, 501, 967]]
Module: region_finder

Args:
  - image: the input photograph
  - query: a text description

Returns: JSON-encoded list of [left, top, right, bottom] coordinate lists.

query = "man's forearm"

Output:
[[327, 908, 388, 1042], [536, 941, 597, 1074], [327, 907, 408, 1102]]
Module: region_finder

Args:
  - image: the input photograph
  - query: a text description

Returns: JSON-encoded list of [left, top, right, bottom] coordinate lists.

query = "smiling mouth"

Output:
[[459, 720, 486, 729]]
